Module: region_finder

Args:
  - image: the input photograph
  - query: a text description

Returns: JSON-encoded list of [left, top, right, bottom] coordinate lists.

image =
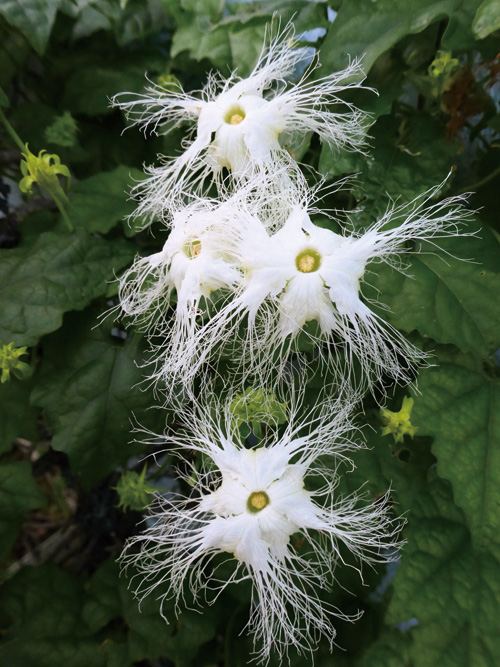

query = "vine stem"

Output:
[[0, 108, 26, 153], [451, 163, 500, 196]]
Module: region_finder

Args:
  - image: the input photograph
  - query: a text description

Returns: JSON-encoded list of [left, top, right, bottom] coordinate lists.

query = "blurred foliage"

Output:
[[0, 0, 499, 665]]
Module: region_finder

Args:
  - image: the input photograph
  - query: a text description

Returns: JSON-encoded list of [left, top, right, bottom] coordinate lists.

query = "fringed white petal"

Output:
[[121, 391, 403, 663], [111, 21, 370, 224]]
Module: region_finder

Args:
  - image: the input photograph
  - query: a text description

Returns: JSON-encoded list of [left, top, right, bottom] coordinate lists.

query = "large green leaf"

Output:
[[386, 477, 500, 667], [69, 167, 144, 234], [0, 0, 62, 55], [0, 563, 105, 667], [411, 349, 500, 555], [0, 461, 46, 563], [320, 113, 458, 196], [30, 309, 165, 490], [354, 630, 412, 667], [171, 21, 233, 68], [320, 0, 477, 74], [171, 0, 325, 73], [472, 0, 500, 38], [0, 231, 134, 347], [62, 63, 151, 116], [83, 560, 217, 666], [360, 114, 459, 213], [365, 223, 500, 358]]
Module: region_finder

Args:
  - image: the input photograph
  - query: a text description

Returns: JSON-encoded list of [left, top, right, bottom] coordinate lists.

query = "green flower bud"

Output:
[[0, 343, 31, 383], [428, 50, 460, 80], [380, 396, 418, 444], [45, 111, 79, 148], [19, 145, 71, 197], [230, 387, 288, 437], [113, 466, 163, 512]]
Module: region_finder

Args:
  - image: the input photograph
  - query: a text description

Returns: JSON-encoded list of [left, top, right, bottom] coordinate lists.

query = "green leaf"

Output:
[[171, 21, 232, 68], [69, 167, 144, 234], [320, 0, 475, 74], [354, 629, 412, 667], [0, 231, 134, 347], [0, 461, 45, 563], [0, 563, 105, 667], [0, 377, 38, 455], [365, 222, 500, 358], [336, 408, 435, 515], [387, 477, 500, 667], [411, 349, 500, 556], [70, 4, 112, 42], [472, 0, 500, 38], [84, 560, 217, 665], [30, 310, 165, 490], [62, 63, 149, 116], [0, 0, 62, 55], [180, 0, 224, 22], [354, 114, 459, 215]]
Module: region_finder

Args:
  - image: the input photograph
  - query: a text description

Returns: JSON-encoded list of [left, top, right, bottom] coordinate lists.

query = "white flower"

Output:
[[174, 180, 473, 391], [112, 22, 370, 224], [118, 200, 241, 381], [121, 393, 402, 663]]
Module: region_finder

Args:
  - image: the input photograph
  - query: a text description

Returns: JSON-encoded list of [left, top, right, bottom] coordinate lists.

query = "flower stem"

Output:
[[451, 163, 500, 196], [51, 188, 74, 231], [0, 108, 26, 153]]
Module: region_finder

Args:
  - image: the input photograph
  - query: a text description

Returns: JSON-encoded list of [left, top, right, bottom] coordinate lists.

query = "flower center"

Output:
[[296, 248, 321, 273], [183, 239, 201, 258], [247, 490, 270, 514], [224, 105, 246, 125]]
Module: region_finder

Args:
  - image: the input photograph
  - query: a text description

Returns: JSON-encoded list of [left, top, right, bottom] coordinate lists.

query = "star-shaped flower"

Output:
[[118, 200, 241, 391], [121, 393, 402, 663], [112, 23, 369, 224], [179, 180, 473, 391]]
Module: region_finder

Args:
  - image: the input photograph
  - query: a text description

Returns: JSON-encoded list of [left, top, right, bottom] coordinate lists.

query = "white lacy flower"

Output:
[[121, 394, 402, 663], [118, 201, 241, 378], [112, 23, 369, 223], [180, 181, 473, 390]]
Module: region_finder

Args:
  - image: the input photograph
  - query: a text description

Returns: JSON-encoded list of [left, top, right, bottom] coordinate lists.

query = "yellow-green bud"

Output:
[[19, 145, 71, 197], [428, 50, 460, 80], [380, 396, 418, 444], [0, 343, 31, 383]]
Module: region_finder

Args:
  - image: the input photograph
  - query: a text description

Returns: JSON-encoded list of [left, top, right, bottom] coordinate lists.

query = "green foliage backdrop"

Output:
[[0, 1, 499, 665]]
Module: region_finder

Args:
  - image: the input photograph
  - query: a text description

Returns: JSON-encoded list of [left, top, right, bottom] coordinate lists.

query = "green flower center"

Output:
[[296, 248, 321, 273], [183, 239, 202, 258], [224, 105, 246, 125], [247, 490, 270, 513]]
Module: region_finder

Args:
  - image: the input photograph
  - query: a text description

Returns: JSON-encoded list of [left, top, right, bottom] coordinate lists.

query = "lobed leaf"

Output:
[[411, 348, 500, 556], [320, 0, 480, 74], [0, 0, 62, 55], [472, 0, 500, 39], [0, 231, 134, 347], [386, 477, 500, 667], [365, 222, 500, 358], [83, 560, 217, 666], [0, 563, 105, 666], [30, 309, 165, 490], [69, 166, 144, 234]]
